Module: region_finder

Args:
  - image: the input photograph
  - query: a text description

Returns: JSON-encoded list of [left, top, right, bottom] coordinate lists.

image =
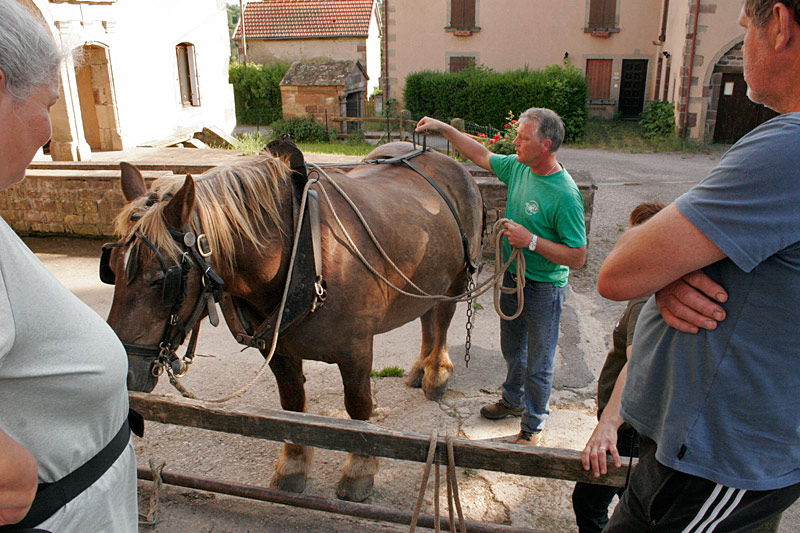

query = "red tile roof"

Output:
[[235, 0, 375, 40]]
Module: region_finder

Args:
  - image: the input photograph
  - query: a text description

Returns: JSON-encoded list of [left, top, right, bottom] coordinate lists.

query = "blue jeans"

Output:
[[499, 272, 567, 434]]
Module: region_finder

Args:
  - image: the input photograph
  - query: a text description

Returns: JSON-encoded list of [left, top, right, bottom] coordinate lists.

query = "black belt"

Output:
[[0, 409, 143, 531]]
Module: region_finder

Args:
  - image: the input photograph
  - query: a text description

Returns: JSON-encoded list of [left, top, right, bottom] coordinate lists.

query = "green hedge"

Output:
[[404, 65, 588, 142], [229, 61, 290, 126]]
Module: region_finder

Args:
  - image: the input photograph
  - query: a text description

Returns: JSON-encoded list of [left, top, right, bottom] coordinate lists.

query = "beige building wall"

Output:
[[26, 0, 235, 160], [388, 0, 661, 109]]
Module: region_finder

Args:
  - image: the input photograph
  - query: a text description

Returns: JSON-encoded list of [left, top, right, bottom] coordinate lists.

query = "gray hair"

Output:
[[518, 107, 566, 152], [0, 0, 61, 101], [745, 0, 800, 27]]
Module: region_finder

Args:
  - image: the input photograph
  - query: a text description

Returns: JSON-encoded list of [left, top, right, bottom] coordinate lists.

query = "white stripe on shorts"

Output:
[[681, 483, 747, 533]]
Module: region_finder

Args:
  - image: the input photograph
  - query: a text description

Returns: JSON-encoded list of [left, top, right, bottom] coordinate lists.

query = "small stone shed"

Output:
[[280, 60, 368, 125]]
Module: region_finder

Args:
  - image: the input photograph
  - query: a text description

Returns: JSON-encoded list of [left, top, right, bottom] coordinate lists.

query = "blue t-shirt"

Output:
[[489, 154, 586, 286], [622, 113, 800, 491]]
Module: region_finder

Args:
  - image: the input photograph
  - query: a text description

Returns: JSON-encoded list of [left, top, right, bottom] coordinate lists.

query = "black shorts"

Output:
[[605, 436, 800, 532]]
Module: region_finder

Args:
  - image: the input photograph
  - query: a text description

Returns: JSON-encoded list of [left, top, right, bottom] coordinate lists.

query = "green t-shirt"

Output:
[[490, 154, 586, 286]]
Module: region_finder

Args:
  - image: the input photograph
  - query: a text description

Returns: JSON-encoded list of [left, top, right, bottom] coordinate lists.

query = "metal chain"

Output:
[[464, 275, 476, 368]]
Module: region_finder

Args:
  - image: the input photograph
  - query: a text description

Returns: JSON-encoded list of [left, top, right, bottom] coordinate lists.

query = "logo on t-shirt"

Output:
[[525, 200, 540, 216]]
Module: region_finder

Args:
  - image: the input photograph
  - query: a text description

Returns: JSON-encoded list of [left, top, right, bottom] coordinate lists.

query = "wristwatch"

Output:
[[528, 234, 538, 252]]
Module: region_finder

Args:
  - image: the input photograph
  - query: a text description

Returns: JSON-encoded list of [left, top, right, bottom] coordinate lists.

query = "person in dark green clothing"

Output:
[[572, 201, 664, 533]]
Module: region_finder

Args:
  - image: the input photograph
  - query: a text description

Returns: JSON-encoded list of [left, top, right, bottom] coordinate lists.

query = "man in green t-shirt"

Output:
[[416, 108, 586, 445]]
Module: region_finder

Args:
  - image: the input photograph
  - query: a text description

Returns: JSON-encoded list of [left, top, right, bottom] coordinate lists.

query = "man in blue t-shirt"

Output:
[[417, 108, 586, 445], [597, 1, 800, 530]]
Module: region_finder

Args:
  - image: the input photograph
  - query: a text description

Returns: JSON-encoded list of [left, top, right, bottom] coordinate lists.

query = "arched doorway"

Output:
[[708, 42, 778, 144], [74, 44, 122, 151]]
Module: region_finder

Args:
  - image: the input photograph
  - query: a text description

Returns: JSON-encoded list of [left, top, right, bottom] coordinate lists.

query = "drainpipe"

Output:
[[682, 0, 701, 138], [383, 0, 389, 99]]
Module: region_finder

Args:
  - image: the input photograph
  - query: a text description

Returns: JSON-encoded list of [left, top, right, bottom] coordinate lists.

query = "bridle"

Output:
[[100, 224, 225, 379]]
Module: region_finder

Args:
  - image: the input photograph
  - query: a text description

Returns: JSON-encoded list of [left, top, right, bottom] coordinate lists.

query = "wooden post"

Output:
[[239, 0, 248, 66]]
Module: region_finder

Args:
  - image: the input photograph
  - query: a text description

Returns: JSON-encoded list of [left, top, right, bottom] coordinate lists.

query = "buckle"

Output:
[[197, 234, 212, 258]]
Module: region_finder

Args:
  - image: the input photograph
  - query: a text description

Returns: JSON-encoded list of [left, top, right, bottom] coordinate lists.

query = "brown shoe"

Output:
[[514, 430, 540, 445], [480, 400, 523, 420]]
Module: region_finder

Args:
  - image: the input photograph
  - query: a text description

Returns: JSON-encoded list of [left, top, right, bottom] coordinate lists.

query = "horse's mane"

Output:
[[114, 157, 291, 269]]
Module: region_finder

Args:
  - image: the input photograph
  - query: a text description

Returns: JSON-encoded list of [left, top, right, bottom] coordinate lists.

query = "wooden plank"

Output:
[[130, 392, 629, 487]]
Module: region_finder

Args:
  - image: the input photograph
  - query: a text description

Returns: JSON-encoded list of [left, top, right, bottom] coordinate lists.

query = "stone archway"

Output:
[[704, 40, 778, 143], [74, 44, 122, 151]]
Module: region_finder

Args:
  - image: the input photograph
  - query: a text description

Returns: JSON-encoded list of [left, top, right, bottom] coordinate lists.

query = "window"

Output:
[[450, 0, 476, 29], [588, 0, 616, 30], [586, 59, 613, 100], [176, 43, 200, 106], [449, 56, 473, 73]]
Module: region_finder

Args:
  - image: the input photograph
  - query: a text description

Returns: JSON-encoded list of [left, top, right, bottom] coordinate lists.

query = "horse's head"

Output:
[[103, 162, 222, 392]]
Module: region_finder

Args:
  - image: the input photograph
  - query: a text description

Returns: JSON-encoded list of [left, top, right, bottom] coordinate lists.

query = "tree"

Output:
[[227, 4, 241, 61]]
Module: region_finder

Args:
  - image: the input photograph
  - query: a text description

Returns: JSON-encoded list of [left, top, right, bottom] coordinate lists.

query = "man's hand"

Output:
[[655, 270, 728, 333], [415, 116, 446, 134], [502, 220, 533, 248]]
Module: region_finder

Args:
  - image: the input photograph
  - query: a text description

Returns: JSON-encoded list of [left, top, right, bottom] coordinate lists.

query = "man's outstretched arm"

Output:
[[415, 117, 493, 170]]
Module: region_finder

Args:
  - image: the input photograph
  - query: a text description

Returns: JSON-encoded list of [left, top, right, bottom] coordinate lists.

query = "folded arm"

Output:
[[598, 204, 728, 331]]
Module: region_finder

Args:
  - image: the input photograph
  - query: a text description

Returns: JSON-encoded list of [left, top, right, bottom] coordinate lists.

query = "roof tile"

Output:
[[235, 0, 374, 40]]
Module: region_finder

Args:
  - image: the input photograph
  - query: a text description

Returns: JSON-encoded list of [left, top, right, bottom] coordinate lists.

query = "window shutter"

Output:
[[186, 44, 200, 106], [450, 0, 475, 28], [449, 56, 472, 73], [176, 45, 191, 104], [589, 0, 616, 29], [586, 59, 613, 99]]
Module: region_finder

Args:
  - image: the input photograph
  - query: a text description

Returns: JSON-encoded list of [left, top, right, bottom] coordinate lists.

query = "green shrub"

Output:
[[270, 115, 331, 143], [639, 100, 676, 139], [229, 61, 290, 126], [404, 64, 588, 142]]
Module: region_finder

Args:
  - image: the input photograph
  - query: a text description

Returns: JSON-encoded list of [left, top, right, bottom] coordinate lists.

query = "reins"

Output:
[[308, 162, 528, 318]]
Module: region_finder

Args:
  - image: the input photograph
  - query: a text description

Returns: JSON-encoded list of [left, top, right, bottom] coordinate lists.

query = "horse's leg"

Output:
[[419, 300, 457, 400], [335, 346, 379, 502], [420, 272, 469, 400], [406, 306, 436, 389], [268, 354, 313, 493]]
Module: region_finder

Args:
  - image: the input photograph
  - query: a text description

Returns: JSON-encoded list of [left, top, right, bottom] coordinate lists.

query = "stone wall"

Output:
[[0, 170, 170, 236], [1, 166, 596, 247]]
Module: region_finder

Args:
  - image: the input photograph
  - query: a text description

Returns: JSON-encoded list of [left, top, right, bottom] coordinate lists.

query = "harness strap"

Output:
[[0, 410, 143, 531], [365, 149, 480, 273]]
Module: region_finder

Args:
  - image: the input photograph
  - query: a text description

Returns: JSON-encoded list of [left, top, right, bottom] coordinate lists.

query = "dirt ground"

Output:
[[28, 145, 800, 532]]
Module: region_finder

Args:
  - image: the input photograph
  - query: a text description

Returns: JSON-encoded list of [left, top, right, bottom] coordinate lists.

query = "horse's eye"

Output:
[[143, 271, 165, 285]]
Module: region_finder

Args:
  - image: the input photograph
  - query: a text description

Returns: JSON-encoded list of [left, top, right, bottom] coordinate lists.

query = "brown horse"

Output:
[[103, 141, 483, 501]]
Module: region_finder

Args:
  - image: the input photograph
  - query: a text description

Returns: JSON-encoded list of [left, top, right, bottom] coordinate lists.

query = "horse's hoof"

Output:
[[270, 472, 307, 493], [423, 382, 448, 401], [406, 368, 423, 388], [336, 475, 374, 502]]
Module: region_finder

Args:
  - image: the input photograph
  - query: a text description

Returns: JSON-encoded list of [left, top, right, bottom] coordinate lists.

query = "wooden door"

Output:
[[714, 72, 779, 143], [619, 59, 648, 119]]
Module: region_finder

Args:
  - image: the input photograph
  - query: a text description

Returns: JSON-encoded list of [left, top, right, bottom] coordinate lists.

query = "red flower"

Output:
[[493, 134, 500, 141], [478, 133, 487, 138]]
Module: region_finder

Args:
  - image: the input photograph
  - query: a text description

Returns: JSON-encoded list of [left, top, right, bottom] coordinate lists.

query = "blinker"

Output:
[[99, 246, 115, 285], [162, 265, 183, 308]]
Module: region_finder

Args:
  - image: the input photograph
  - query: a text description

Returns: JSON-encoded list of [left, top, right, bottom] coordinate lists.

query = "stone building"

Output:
[[233, 0, 382, 97], [17, 0, 236, 161], [280, 60, 369, 127]]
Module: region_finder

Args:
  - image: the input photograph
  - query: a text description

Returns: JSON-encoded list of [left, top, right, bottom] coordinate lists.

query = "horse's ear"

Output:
[[163, 175, 196, 229], [120, 162, 147, 202]]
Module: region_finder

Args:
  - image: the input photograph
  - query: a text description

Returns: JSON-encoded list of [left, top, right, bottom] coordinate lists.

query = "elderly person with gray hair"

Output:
[[597, 0, 800, 530], [0, 0, 137, 530], [416, 109, 586, 445]]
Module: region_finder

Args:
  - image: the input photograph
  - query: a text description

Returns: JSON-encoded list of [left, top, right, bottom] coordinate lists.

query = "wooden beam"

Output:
[[130, 393, 629, 487]]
